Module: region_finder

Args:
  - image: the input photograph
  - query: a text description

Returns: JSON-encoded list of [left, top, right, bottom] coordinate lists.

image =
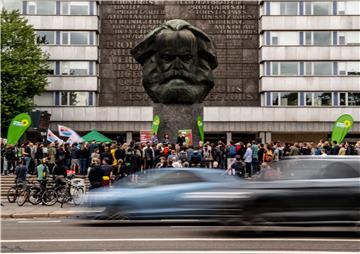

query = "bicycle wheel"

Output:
[[17, 191, 28, 206], [7, 187, 17, 203], [72, 188, 84, 206], [42, 189, 58, 206], [56, 186, 67, 204], [29, 188, 42, 205]]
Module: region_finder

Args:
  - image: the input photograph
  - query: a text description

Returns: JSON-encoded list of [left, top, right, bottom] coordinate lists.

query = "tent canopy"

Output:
[[82, 129, 112, 143]]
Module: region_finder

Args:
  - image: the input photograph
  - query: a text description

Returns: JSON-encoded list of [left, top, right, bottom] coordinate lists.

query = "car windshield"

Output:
[[269, 159, 360, 180]]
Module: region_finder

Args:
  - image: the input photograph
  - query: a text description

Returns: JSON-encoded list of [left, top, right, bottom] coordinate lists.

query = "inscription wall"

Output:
[[99, 0, 259, 106]]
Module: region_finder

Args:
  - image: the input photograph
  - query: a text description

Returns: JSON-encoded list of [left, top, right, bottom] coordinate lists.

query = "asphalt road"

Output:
[[1, 218, 359, 253]]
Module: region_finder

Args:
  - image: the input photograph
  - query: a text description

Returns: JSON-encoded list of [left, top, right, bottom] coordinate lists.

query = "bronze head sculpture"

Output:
[[131, 19, 218, 104]]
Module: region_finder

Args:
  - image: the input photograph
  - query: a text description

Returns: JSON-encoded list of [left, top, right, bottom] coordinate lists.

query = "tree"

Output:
[[1, 9, 49, 135]]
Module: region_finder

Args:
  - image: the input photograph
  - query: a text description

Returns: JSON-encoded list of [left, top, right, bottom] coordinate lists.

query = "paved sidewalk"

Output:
[[0, 199, 91, 219]]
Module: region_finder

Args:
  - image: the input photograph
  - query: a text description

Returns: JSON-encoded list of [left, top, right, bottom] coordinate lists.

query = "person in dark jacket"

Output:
[[5, 145, 16, 175], [88, 159, 104, 190], [15, 159, 27, 184]]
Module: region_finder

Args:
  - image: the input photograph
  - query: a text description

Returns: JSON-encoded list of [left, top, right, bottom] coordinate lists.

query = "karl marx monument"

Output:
[[131, 19, 218, 144], [131, 19, 218, 104]]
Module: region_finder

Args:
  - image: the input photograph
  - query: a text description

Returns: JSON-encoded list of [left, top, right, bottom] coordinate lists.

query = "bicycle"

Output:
[[7, 181, 26, 203], [58, 175, 85, 207]]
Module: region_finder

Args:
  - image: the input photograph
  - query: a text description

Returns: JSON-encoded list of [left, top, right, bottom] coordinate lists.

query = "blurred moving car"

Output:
[[83, 156, 360, 229], [83, 168, 244, 220], [233, 156, 360, 227]]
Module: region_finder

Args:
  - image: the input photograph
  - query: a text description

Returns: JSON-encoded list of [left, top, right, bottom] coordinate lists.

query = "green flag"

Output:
[[6, 113, 32, 145], [197, 115, 204, 144], [151, 115, 160, 134], [331, 114, 353, 144]]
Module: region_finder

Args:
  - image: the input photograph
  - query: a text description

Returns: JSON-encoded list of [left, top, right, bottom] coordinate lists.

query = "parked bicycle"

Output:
[[7, 181, 26, 203]]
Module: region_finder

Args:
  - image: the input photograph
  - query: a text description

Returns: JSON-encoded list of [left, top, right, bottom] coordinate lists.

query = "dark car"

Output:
[[228, 156, 360, 227]]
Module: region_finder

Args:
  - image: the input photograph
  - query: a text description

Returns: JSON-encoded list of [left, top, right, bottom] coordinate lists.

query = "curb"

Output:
[[1, 211, 83, 219]]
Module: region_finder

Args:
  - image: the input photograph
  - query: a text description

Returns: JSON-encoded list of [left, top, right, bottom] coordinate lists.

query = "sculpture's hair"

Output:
[[131, 19, 217, 69]]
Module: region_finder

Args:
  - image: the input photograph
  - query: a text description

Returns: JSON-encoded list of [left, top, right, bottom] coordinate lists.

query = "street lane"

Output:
[[1, 219, 359, 253]]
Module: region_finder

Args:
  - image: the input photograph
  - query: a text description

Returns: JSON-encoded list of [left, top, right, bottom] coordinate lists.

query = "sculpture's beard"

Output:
[[143, 62, 215, 104]]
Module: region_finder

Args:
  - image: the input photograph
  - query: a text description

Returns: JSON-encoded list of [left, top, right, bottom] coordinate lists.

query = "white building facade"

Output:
[[2, 0, 360, 143]]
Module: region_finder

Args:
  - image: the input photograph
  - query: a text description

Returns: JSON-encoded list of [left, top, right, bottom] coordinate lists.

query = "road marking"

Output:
[[0, 251, 358, 254], [17, 220, 61, 224], [1, 238, 359, 243]]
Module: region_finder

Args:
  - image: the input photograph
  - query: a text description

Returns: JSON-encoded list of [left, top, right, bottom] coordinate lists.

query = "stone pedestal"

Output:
[[153, 103, 203, 147]]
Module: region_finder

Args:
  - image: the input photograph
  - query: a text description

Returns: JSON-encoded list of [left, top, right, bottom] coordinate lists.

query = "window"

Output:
[[61, 32, 90, 45], [313, 92, 332, 106], [305, 2, 332, 15], [270, 32, 299, 45], [338, 62, 360, 75], [27, 1, 56, 15], [33, 93, 53, 106], [280, 62, 298, 75], [271, 62, 298, 75], [57, 92, 95, 106], [280, 92, 298, 106], [338, 32, 360, 45], [313, 62, 332, 75], [305, 93, 312, 106], [36, 31, 55, 45], [2, 0, 22, 11], [313, 32, 331, 45], [270, 2, 298, 15], [46, 62, 55, 75], [61, 92, 68, 106], [348, 93, 360, 106], [62, 2, 90, 15], [272, 92, 279, 106], [337, 1, 360, 15], [60, 62, 89, 75], [69, 92, 88, 106], [339, 92, 347, 106]]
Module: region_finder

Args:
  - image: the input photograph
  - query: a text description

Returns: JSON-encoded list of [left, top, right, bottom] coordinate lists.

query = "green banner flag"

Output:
[[6, 113, 32, 145], [197, 115, 204, 144], [151, 115, 160, 134], [331, 114, 353, 144]]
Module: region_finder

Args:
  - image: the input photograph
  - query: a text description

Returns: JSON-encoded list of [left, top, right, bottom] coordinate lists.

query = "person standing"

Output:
[[15, 159, 27, 184], [101, 158, 113, 187], [251, 141, 259, 174], [243, 143, 253, 177], [79, 144, 88, 175], [4, 145, 16, 175], [47, 143, 57, 174], [226, 141, 237, 170], [144, 143, 154, 169], [37, 158, 49, 190], [88, 159, 104, 190]]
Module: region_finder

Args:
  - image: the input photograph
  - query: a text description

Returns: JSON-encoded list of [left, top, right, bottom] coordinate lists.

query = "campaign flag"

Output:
[[331, 114, 354, 144], [67, 132, 84, 145], [47, 129, 63, 144], [7, 113, 32, 145], [58, 125, 75, 137], [197, 115, 204, 144], [151, 115, 160, 134]]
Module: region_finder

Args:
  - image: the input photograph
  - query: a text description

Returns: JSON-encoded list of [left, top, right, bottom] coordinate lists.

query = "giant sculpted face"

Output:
[[131, 19, 218, 104]]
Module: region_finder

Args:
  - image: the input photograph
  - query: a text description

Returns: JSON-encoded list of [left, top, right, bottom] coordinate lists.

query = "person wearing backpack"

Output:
[[226, 141, 237, 170], [190, 148, 202, 167]]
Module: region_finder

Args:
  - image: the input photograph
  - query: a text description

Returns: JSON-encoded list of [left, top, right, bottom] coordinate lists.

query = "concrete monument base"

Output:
[[153, 103, 203, 147]]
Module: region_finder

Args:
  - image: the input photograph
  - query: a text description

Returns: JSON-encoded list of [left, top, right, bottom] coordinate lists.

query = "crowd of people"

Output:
[[1, 137, 360, 189]]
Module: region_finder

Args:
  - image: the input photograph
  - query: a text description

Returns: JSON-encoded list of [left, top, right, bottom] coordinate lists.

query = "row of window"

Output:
[[263, 31, 360, 46], [264, 62, 360, 76], [263, 1, 360, 16], [264, 92, 360, 107], [3, 0, 96, 15], [46, 61, 96, 76], [34, 92, 95, 107], [36, 31, 96, 46]]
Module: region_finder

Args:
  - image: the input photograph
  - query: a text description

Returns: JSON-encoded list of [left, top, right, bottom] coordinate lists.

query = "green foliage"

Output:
[[1, 9, 49, 135]]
